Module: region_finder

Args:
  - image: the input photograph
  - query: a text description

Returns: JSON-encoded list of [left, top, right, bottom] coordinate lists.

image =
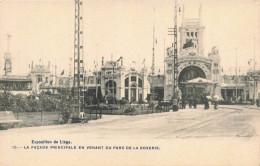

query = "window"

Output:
[[186, 32, 189, 37], [214, 63, 218, 67], [125, 89, 129, 100], [131, 76, 136, 82], [125, 77, 129, 87], [138, 78, 142, 87], [37, 75, 42, 83], [191, 32, 194, 37], [90, 77, 94, 84], [195, 32, 197, 38]]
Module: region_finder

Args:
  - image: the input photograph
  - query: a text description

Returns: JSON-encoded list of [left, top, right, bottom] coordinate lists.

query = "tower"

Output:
[[179, 4, 205, 57], [4, 34, 12, 76], [73, 0, 85, 114]]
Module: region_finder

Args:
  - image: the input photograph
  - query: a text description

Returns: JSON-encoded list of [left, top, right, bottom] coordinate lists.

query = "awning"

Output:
[[183, 77, 216, 84]]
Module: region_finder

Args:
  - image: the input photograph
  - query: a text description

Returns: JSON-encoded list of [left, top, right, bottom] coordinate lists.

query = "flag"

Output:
[[178, 3, 184, 15], [183, 39, 194, 49], [61, 70, 64, 75]]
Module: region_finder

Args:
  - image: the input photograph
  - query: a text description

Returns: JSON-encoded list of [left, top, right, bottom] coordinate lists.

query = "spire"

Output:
[[182, 3, 185, 26], [151, 7, 155, 76], [199, 3, 202, 25]]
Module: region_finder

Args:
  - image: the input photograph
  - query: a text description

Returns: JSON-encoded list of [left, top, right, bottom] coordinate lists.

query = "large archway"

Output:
[[105, 80, 117, 95], [178, 66, 206, 101], [178, 66, 206, 84]]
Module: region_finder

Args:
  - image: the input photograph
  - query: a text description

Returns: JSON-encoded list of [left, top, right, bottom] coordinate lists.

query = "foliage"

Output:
[[85, 104, 119, 110], [106, 95, 116, 104], [124, 107, 137, 114], [138, 98, 145, 105], [15, 94, 31, 112], [0, 91, 16, 110], [120, 98, 128, 105], [148, 102, 155, 109], [85, 96, 94, 105], [155, 105, 162, 111], [38, 93, 56, 112]]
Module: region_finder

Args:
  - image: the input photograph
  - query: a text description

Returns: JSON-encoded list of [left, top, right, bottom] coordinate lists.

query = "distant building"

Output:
[[0, 75, 32, 95], [220, 69, 260, 101], [29, 63, 51, 94], [246, 69, 260, 100], [164, 6, 221, 101], [99, 58, 150, 102]]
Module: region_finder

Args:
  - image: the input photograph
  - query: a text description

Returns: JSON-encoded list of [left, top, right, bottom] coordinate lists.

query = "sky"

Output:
[[0, 0, 259, 76]]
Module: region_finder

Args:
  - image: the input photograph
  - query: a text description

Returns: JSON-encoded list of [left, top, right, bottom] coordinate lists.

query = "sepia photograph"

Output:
[[0, 0, 259, 165]]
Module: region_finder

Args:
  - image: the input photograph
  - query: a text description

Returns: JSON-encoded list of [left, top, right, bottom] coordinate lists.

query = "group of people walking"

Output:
[[179, 95, 218, 110], [180, 96, 198, 109]]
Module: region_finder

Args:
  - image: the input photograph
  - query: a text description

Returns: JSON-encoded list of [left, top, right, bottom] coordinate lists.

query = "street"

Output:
[[0, 105, 259, 166], [0, 105, 259, 139]]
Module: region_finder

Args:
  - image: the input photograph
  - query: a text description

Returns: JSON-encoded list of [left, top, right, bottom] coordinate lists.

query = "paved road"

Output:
[[1, 105, 259, 139], [1, 105, 259, 166]]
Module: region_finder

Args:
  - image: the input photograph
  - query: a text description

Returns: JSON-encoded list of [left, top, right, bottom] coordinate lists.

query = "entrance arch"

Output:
[[178, 66, 207, 101], [178, 66, 206, 84], [105, 80, 117, 95]]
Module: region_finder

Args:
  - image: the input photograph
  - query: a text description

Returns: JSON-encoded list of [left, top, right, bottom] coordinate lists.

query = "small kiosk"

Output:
[[181, 77, 218, 103]]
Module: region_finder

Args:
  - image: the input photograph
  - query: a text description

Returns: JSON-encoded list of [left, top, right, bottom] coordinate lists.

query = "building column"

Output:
[[128, 74, 131, 101], [136, 75, 139, 101]]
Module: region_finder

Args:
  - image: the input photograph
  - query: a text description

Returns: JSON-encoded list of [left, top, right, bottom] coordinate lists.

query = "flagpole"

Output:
[[235, 47, 238, 101], [164, 38, 166, 78], [253, 36, 256, 103], [152, 8, 155, 76]]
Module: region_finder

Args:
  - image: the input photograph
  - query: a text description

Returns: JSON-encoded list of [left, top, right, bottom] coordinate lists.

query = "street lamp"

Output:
[[112, 62, 116, 104]]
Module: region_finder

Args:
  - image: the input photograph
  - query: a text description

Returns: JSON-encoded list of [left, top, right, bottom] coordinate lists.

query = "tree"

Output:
[[0, 92, 15, 110], [15, 94, 30, 112]]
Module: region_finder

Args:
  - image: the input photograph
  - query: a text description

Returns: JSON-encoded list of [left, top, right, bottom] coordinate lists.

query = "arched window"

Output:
[[125, 77, 129, 87], [105, 80, 117, 95]]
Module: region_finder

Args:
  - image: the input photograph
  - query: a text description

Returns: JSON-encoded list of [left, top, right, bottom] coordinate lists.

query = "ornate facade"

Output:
[[99, 59, 150, 102], [164, 7, 222, 101]]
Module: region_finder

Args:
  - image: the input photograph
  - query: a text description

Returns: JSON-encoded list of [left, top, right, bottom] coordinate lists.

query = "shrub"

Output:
[[148, 102, 155, 109], [256, 99, 260, 107], [124, 107, 137, 114], [155, 105, 162, 111]]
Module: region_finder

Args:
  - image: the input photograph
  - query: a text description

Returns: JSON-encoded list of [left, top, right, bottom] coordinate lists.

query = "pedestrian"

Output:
[[214, 100, 218, 110], [189, 97, 193, 109], [193, 98, 197, 109], [204, 96, 209, 110], [182, 97, 186, 109]]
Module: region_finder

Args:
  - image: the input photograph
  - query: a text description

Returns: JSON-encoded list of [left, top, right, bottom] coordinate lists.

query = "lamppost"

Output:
[[112, 62, 115, 104]]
